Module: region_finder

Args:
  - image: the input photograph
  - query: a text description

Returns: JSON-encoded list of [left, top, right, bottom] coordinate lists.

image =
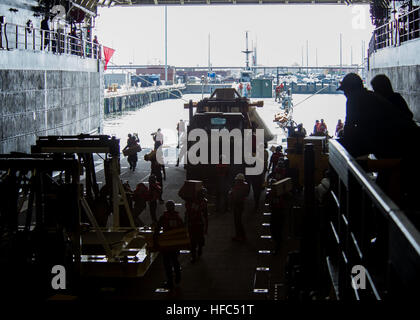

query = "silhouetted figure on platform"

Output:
[[371, 74, 414, 120], [40, 17, 50, 50], [337, 73, 407, 158], [338, 72, 420, 216]]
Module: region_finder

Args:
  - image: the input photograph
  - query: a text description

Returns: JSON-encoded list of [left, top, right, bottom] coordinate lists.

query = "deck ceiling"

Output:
[[94, 0, 370, 9], [72, 0, 370, 16]]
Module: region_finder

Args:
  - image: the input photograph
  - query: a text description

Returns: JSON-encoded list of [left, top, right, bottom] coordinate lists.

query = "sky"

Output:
[[95, 4, 374, 68]]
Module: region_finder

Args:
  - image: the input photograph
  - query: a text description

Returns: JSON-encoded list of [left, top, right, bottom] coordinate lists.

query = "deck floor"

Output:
[[78, 148, 296, 301]]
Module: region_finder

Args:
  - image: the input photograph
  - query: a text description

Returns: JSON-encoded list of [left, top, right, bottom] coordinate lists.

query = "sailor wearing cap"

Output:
[[337, 72, 416, 159]]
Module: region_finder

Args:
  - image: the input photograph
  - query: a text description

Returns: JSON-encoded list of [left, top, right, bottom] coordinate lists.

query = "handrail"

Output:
[[2, 22, 101, 60], [330, 140, 420, 255], [370, 7, 420, 53], [325, 139, 420, 299]]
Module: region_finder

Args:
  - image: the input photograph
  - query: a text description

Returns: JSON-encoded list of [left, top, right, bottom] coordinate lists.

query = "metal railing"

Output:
[[369, 7, 420, 54], [0, 22, 101, 60], [324, 140, 420, 299]]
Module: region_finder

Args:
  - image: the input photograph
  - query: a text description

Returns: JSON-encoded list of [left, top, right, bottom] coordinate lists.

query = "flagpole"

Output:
[[164, 6, 168, 84]]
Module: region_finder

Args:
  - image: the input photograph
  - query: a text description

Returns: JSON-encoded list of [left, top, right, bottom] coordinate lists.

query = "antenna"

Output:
[[242, 31, 252, 70]]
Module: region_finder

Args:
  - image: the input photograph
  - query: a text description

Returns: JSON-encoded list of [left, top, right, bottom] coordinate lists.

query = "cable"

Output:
[[292, 84, 330, 108]]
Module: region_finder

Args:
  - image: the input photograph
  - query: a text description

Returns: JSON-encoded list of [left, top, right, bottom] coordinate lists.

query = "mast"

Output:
[[208, 33, 211, 72], [164, 6, 168, 83], [242, 31, 252, 71]]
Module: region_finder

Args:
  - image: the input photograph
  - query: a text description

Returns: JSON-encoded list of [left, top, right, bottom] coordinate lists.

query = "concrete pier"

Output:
[[182, 83, 340, 96], [104, 85, 185, 114]]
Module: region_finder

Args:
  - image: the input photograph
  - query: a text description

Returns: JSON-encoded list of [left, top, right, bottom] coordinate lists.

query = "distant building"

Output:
[[104, 73, 130, 88], [135, 65, 175, 83], [176, 69, 231, 78]]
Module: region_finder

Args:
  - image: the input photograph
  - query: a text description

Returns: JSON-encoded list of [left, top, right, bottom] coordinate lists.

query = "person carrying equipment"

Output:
[[318, 119, 327, 135], [275, 84, 282, 102], [154, 200, 184, 290], [146, 150, 165, 203], [148, 174, 161, 224], [133, 183, 149, 226], [123, 133, 141, 171], [268, 146, 284, 175], [229, 173, 250, 241], [185, 188, 208, 263]]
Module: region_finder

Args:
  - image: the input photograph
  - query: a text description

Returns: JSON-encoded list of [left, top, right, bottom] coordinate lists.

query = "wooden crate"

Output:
[[287, 151, 329, 187], [144, 228, 191, 252], [286, 153, 304, 186], [272, 177, 293, 196], [304, 136, 326, 152], [123, 144, 141, 156], [314, 153, 329, 185], [287, 137, 305, 151], [287, 153, 304, 168], [178, 180, 203, 200]]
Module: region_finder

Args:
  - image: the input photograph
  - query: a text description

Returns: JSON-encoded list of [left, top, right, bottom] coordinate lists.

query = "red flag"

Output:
[[103, 46, 115, 70]]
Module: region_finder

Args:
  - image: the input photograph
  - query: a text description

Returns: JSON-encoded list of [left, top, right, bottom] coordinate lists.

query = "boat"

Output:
[[233, 32, 254, 98]]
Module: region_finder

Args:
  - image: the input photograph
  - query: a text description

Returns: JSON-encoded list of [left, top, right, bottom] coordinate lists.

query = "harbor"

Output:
[[104, 84, 185, 114], [0, 0, 419, 307]]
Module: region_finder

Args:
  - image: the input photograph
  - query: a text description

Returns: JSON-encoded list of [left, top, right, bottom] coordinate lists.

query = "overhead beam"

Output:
[[86, 0, 95, 10], [70, 1, 96, 16], [107, 64, 363, 70], [101, 0, 370, 6]]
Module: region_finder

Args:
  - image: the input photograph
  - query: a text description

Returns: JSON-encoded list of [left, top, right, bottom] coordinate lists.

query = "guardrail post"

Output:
[[301, 143, 318, 293], [304, 143, 315, 209]]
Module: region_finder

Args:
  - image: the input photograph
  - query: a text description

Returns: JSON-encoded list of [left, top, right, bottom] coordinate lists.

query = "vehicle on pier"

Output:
[[184, 88, 273, 193]]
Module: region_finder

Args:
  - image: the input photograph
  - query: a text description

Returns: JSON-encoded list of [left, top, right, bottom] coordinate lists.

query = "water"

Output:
[[103, 93, 346, 149]]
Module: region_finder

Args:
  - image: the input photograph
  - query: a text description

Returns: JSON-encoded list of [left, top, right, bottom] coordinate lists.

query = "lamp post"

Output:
[[339, 33, 342, 77], [201, 75, 205, 99]]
